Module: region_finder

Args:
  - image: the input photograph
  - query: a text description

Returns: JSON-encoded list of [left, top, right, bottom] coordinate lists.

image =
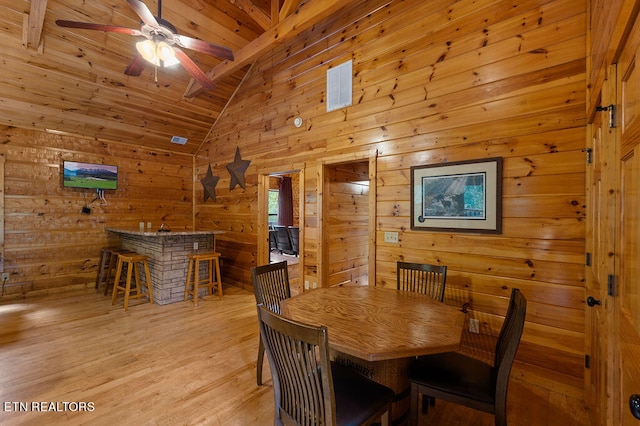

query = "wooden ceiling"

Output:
[[0, 0, 349, 154]]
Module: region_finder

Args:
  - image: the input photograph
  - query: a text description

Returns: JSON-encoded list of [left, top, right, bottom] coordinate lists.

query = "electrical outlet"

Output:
[[384, 231, 399, 243], [193, 242, 198, 250], [1, 272, 9, 282], [469, 318, 480, 334]]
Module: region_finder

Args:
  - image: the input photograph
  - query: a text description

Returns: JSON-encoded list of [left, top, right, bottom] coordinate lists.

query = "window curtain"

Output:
[[278, 176, 293, 227]]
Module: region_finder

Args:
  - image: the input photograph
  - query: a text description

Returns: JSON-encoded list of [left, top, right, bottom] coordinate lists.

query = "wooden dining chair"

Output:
[[408, 288, 527, 426], [397, 261, 447, 302], [256, 304, 395, 426], [251, 261, 291, 386]]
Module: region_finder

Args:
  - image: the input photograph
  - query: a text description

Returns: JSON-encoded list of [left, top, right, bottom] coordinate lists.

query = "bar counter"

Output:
[[106, 228, 224, 305]]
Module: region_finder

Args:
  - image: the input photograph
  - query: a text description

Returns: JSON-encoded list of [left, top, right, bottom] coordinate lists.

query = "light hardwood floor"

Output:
[[0, 286, 589, 425]]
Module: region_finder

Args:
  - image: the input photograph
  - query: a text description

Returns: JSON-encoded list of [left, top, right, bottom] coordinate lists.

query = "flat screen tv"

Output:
[[62, 161, 118, 190]]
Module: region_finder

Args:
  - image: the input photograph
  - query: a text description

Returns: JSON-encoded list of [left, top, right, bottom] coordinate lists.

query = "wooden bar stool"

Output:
[[96, 247, 123, 295], [95, 247, 113, 293], [111, 252, 154, 311], [102, 249, 135, 296], [184, 252, 223, 306]]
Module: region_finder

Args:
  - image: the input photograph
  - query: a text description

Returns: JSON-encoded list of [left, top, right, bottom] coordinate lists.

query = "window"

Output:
[[268, 190, 279, 226]]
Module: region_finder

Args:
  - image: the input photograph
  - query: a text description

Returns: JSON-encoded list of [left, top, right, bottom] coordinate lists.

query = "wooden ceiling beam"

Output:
[[25, 0, 48, 50], [279, 0, 300, 21], [271, 0, 279, 26], [185, 0, 349, 98], [229, 0, 271, 31], [165, 1, 257, 51]]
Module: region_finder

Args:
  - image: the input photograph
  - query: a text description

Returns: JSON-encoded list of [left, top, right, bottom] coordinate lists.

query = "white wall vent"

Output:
[[326, 60, 353, 112], [171, 136, 188, 145]]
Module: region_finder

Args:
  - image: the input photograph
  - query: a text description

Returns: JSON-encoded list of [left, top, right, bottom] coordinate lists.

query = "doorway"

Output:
[[269, 173, 300, 288], [317, 152, 377, 288], [257, 167, 304, 295]]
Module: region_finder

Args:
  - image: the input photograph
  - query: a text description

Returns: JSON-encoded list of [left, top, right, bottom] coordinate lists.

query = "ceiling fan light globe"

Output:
[[156, 41, 179, 67], [136, 39, 160, 66]]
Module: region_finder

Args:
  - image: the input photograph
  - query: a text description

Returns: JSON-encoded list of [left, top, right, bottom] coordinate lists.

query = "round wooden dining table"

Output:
[[279, 285, 465, 425]]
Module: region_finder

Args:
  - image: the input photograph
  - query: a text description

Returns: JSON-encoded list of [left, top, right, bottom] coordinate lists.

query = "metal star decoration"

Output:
[[226, 146, 251, 190], [200, 164, 220, 202]]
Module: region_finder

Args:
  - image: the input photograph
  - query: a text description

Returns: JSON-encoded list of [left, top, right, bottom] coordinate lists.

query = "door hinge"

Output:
[[596, 104, 616, 128], [608, 274, 616, 296], [585, 354, 590, 369], [581, 148, 592, 164], [585, 252, 591, 266]]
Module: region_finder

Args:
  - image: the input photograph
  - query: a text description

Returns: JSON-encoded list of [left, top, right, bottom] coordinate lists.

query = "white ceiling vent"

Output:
[[326, 60, 353, 112], [170, 136, 188, 145]]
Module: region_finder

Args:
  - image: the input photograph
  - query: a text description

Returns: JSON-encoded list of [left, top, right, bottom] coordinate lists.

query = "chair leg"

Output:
[[95, 249, 110, 292], [213, 257, 223, 299], [192, 260, 200, 307], [110, 258, 124, 305], [381, 409, 390, 426], [193, 259, 200, 306], [123, 261, 134, 311], [495, 400, 507, 426], [207, 259, 214, 296], [410, 382, 420, 426], [422, 394, 434, 413], [104, 251, 119, 296], [257, 336, 265, 386], [184, 258, 194, 302], [142, 260, 154, 303]]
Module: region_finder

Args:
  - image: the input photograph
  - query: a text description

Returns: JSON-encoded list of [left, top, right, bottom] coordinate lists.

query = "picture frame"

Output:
[[410, 157, 502, 233]]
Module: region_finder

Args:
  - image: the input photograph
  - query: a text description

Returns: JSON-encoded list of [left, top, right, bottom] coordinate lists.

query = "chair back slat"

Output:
[[397, 261, 447, 302], [252, 261, 291, 314], [257, 305, 336, 425]]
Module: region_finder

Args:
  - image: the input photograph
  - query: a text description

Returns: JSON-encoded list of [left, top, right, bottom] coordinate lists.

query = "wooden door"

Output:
[[585, 75, 615, 426], [615, 16, 640, 424]]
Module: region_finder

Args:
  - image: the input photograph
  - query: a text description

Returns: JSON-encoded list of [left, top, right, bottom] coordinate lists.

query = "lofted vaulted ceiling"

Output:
[[0, 0, 348, 155]]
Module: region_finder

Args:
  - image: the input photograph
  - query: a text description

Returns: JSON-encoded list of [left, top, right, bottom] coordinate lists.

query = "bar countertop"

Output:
[[106, 228, 225, 237]]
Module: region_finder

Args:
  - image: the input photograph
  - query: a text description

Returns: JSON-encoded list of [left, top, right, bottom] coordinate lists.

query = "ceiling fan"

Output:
[[56, 0, 234, 90]]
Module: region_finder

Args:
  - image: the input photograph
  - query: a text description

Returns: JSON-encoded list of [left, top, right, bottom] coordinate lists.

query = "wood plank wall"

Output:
[[195, 0, 587, 397], [0, 126, 193, 296]]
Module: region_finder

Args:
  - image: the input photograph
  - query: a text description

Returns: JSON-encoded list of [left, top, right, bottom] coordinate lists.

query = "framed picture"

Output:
[[411, 157, 502, 233]]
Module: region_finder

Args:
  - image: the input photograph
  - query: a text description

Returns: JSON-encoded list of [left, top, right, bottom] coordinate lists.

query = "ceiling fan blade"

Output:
[[126, 0, 160, 28], [174, 35, 234, 61], [56, 20, 142, 36], [173, 48, 215, 90], [124, 53, 146, 76]]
